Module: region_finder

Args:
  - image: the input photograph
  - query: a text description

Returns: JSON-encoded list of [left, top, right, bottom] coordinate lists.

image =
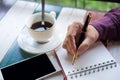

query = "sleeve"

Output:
[[90, 7, 120, 41]]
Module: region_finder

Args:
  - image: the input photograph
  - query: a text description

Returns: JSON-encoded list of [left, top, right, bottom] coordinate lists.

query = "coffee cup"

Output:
[[26, 11, 56, 43]]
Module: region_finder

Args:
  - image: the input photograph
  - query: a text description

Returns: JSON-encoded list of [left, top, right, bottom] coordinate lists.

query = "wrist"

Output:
[[87, 25, 99, 41]]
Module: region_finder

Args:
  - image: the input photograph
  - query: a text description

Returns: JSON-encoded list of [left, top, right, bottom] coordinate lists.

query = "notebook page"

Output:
[[56, 42, 120, 80]]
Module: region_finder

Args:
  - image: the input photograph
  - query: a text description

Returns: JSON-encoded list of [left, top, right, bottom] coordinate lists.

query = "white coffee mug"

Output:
[[26, 11, 56, 43]]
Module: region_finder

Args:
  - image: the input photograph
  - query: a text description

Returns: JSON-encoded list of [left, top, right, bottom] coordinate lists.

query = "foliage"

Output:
[[37, 0, 120, 11]]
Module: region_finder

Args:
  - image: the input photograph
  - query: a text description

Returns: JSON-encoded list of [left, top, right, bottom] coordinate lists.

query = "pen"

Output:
[[72, 13, 92, 65]]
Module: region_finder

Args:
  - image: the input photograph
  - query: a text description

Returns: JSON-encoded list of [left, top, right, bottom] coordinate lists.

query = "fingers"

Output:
[[63, 22, 83, 55], [63, 34, 76, 55]]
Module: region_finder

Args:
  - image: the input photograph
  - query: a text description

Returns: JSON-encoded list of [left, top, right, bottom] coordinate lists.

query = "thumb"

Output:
[[77, 25, 99, 56], [77, 37, 93, 56]]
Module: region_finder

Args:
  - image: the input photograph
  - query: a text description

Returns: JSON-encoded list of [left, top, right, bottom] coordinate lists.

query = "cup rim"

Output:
[[27, 12, 55, 32]]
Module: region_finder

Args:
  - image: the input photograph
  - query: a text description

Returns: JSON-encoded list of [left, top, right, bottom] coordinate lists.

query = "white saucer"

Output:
[[17, 27, 62, 54]]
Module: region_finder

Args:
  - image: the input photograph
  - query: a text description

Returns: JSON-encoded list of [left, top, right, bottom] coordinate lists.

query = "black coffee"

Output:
[[31, 21, 53, 31]]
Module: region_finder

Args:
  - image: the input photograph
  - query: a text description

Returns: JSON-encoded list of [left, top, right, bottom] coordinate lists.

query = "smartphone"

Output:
[[0, 53, 61, 80]]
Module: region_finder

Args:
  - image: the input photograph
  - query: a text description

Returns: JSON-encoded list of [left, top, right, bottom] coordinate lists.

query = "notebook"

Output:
[[55, 42, 120, 80]]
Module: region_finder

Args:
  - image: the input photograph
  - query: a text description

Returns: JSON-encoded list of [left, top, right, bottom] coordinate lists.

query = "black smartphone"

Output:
[[0, 53, 61, 80]]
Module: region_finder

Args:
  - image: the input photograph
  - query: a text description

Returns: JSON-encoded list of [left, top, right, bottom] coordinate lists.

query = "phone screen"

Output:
[[1, 54, 56, 80]]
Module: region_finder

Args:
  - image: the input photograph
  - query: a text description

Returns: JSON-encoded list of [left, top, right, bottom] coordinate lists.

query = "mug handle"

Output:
[[50, 11, 56, 19]]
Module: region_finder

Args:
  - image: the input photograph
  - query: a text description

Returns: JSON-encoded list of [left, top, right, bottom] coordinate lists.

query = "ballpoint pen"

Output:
[[72, 12, 92, 65]]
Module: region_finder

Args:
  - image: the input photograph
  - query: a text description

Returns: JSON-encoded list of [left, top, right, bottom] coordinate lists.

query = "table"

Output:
[[0, 1, 120, 80], [0, 0, 38, 67], [0, 1, 64, 80], [0, 0, 63, 66]]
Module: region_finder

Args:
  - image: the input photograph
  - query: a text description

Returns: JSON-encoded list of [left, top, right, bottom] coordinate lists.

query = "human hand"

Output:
[[62, 21, 99, 56]]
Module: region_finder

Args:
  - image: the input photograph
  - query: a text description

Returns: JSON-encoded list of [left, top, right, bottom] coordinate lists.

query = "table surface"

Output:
[[0, 1, 65, 80], [0, 0, 63, 68], [1, 1, 120, 80]]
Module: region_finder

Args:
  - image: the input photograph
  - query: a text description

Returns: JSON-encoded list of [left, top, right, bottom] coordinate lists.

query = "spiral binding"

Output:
[[67, 60, 117, 79]]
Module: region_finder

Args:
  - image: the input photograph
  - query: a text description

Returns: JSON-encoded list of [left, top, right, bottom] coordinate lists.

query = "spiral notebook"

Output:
[[55, 42, 120, 80]]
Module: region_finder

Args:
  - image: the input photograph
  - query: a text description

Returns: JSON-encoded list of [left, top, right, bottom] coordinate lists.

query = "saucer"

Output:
[[17, 27, 62, 54]]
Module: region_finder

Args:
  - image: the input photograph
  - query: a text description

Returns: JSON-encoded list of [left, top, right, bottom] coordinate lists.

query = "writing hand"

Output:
[[63, 21, 99, 56]]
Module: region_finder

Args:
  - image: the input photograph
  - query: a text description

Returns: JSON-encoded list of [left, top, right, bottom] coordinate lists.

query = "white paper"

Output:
[[56, 42, 120, 80]]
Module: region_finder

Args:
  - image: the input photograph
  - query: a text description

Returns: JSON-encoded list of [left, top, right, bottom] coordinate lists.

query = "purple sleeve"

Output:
[[90, 7, 120, 41]]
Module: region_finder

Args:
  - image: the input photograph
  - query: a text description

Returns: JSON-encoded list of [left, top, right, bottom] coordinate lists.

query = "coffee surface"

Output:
[[31, 21, 53, 31]]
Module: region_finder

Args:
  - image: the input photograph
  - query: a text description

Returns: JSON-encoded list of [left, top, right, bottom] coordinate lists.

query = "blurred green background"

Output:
[[37, 0, 120, 12]]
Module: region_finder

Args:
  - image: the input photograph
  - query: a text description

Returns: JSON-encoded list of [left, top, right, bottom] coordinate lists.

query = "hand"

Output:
[[62, 21, 99, 56]]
